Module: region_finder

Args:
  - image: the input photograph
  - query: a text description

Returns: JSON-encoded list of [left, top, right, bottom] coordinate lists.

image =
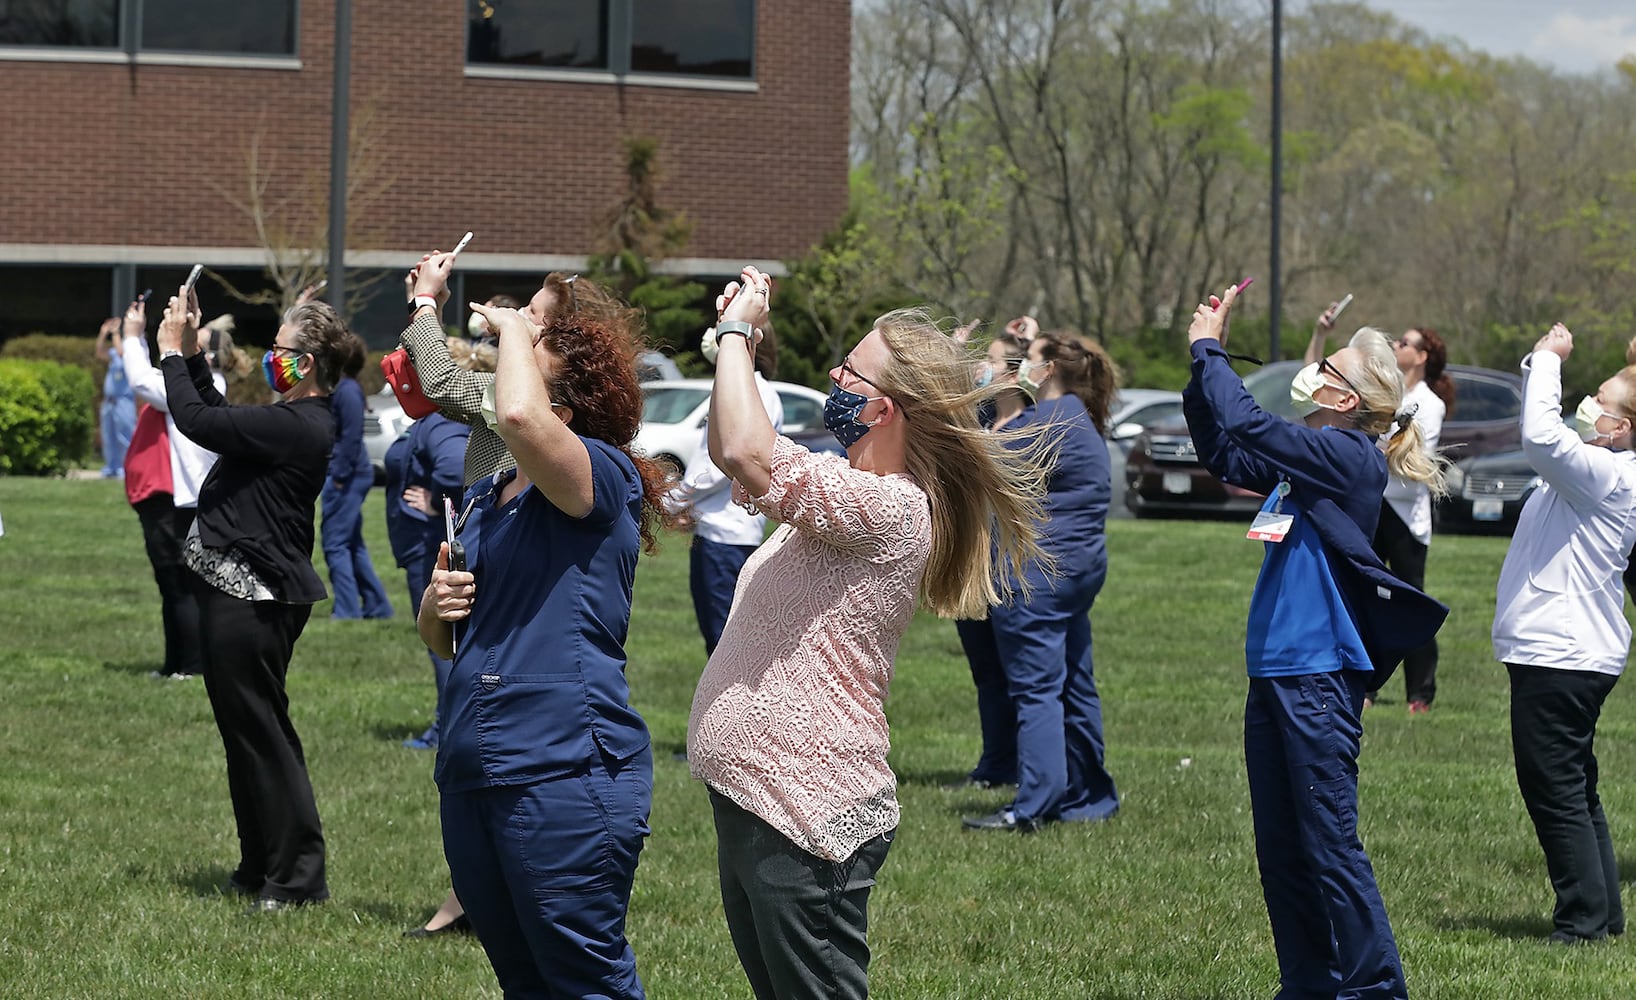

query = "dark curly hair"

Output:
[[537, 313, 672, 553]]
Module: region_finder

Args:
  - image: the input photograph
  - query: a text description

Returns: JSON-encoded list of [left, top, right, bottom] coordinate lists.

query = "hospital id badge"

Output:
[[1246, 482, 1293, 543]]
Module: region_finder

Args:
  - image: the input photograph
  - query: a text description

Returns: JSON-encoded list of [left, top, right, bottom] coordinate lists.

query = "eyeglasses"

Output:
[[1391, 337, 1424, 351], [270, 344, 305, 358], [1320, 358, 1362, 398], [838, 357, 882, 392]]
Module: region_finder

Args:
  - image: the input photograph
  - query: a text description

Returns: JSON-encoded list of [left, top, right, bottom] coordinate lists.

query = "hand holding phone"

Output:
[[136, 288, 154, 304], [451, 231, 475, 256], [444, 497, 465, 654], [1319, 293, 1354, 330]]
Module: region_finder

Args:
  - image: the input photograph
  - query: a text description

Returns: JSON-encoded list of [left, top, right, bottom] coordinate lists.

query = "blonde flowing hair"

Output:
[[1343, 327, 1450, 498], [871, 308, 1051, 619]]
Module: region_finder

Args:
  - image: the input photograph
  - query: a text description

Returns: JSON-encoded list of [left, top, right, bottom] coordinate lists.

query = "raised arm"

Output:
[[121, 300, 168, 410], [400, 252, 490, 422], [1303, 301, 1342, 365], [474, 301, 595, 518], [707, 267, 777, 496], [1518, 328, 1628, 512]]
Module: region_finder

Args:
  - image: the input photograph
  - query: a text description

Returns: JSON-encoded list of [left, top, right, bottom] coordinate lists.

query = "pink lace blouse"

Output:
[[687, 436, 932, 862]]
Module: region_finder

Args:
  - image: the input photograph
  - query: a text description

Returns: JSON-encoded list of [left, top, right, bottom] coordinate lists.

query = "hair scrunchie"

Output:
[[1394, 402, 1420, 427]]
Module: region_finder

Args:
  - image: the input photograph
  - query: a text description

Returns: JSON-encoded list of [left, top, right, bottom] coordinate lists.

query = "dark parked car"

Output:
[[1124, 360, 1525, 518], [1435, 449, 1540, 534]]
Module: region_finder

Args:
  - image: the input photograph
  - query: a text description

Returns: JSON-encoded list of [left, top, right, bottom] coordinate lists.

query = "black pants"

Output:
[[1508, 663, 1623, 940], [133, 496, 203, 676], [711, 791, 892, 1000], [195, 581, 328, 902], [1369, 505, 1437, 704]]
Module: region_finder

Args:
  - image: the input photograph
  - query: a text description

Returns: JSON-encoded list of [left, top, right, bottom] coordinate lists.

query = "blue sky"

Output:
[[1346, 0, 1636, 74]]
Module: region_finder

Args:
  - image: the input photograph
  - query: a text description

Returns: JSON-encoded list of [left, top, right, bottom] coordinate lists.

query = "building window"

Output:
[[141, 0, 296, 56], [0, 0, 119, 47], [468, 0, 606, 69], [468, 0, 753, 80], [0, 0, 297, 55], [630, 0, 752, 78]]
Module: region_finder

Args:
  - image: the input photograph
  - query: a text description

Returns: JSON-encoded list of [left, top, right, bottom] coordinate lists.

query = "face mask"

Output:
[[1289, 362, 1340, 418], [481, 382, 499, 430], [974, 363, 994, 389], [262, 351, 305, 395], [1018, 359, 1048, 396], [467, 312, 492, 340], [824, 382, 885, 449], [1577, 396, 1621, 443]]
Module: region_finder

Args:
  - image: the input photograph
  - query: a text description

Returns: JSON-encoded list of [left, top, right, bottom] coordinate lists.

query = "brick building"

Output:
[[0, 0, 850, 346]]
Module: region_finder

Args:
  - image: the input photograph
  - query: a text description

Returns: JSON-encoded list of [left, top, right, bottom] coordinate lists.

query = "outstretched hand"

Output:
[[716, 265, 771, 337], [158, 284, 202, 356], [467, 301, 540, 345], [1534, 323, 1573, 360], [1187, 283, 1242, 345]]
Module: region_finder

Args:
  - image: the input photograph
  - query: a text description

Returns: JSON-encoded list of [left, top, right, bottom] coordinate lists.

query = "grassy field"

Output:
[[2, 478, 1635, 998]]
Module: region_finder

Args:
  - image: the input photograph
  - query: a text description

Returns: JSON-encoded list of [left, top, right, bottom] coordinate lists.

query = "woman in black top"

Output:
[[159, 286, 351, 912]]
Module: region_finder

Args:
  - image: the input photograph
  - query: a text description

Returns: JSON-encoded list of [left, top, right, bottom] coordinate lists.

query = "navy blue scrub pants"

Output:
[[990, 562, 1118, 823], [320, 474, 392, 619], [441, 748, 652, 1000], [1245, 671, 1406, 1000], [1507, 663, 1623, 941], [690, 536, 757, 655], [955, 617, 1017, 785]]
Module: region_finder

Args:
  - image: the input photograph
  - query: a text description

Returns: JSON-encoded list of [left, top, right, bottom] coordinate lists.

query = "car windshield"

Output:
[[641, 387, 710, 425]]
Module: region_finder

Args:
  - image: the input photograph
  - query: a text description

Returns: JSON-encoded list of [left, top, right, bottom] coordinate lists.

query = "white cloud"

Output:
[[1530, 13, 1636, 68]]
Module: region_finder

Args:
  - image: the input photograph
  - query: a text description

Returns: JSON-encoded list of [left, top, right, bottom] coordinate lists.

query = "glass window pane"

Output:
[[141, 0, 296, 55], [0, 0, 119, 47], [468, 0, 607, 70], [630, 0, 753, 78], [0, 265, 113, 343], [641, 387, 709, 424]]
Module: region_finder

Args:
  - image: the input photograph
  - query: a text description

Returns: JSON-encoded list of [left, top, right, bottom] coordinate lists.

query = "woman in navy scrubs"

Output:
[[419, 300, 669, 1000], [963, 330, 1121, 831]]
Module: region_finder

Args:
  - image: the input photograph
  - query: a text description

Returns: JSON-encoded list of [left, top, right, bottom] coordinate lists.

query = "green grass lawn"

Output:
[[2, 478, 1635, 998]]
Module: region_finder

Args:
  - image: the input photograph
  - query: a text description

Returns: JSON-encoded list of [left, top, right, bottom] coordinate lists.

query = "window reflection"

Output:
[[141, 0, 296, 55], [0, 0, 119, 47], [630, 0, 752, 78], [468, 0, 607, 69]]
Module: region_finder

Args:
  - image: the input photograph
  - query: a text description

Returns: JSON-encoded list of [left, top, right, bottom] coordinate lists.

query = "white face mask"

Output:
[[480, 381, 499, 430], [1577, 395, 1624, 444], [1289, 362, 1354, 418], [1017, 358, 1048, 396]]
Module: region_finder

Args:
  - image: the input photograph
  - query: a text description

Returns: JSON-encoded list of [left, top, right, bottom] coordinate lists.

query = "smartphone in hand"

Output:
[[444, 497, 465, 654], [1330, 293, 1355, 323], [183, 265, 204, 296], [451, 231, 475, 256]]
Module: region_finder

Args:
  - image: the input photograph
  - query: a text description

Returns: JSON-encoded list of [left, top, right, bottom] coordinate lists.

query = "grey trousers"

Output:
[[710, 790, 894, 1000]]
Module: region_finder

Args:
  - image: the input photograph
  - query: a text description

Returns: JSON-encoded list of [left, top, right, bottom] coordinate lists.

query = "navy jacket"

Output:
[[1182, 340, 1447, 680]]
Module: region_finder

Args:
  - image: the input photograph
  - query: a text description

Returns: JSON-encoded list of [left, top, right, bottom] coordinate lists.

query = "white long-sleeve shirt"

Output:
[[1379, 380, 1445, 545], [121, 335, 224, 508], [661, 374, 783, 546], [1492, 351, 1636, 675]]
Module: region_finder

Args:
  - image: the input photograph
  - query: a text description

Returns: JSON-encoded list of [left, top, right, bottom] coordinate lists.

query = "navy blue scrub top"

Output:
[[434, 435, 651, 793], [1019, 394, 1111, 579]]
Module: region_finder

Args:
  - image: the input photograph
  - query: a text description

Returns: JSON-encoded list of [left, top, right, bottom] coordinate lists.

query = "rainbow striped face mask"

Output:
[[261, 350, 306, 394]]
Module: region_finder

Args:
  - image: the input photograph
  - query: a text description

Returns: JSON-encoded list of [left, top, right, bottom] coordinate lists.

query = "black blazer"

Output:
[[162, 354, 333, 604]]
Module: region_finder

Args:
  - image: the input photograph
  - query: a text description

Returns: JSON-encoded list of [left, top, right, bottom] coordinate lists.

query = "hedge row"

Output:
[[0, 359, 96, 475]]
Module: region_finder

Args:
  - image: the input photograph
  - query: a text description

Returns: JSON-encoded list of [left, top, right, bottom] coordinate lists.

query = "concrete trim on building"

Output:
[[464, 65, 759, 94], [0, 244, 787, 276]]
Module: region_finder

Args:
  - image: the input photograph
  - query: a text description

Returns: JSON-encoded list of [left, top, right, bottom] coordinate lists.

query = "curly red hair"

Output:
[[537, 314, 670, 552]]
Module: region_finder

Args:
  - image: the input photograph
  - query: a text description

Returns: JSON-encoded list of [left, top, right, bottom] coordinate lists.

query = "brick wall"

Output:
[[0, 0, 850, 265]]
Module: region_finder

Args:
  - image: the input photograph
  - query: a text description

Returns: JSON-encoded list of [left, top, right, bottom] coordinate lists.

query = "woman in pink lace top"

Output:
[[687, 266, 1047, 1000]]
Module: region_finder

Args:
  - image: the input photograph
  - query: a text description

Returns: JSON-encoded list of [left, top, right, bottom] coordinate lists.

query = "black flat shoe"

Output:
[[404, 914, 472, 938], [961, 808, 1042, 833], [225, 874, 263, 897], [245, 894, 325, 915]]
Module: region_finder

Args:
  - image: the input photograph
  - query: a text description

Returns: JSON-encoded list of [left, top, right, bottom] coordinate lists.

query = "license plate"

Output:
[[1472, 498, 1504, 521], [1162, 473, 1191, 494]]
